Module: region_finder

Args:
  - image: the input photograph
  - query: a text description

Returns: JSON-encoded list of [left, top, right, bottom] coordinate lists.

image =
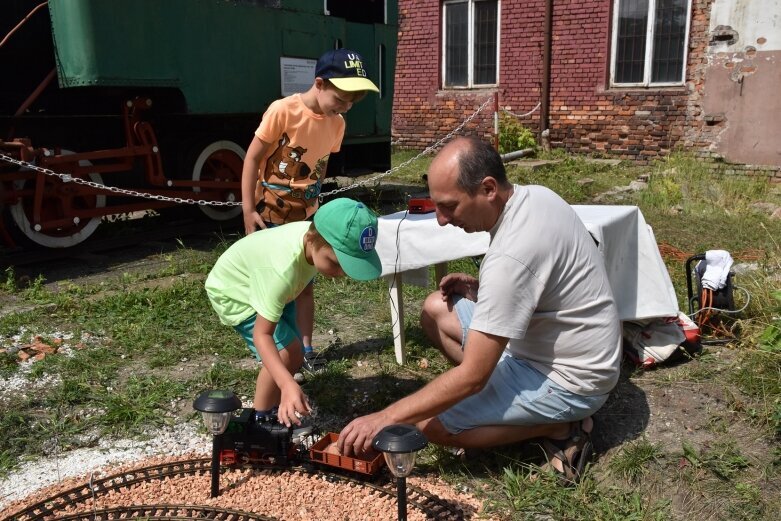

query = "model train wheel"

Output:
[[8, 150, 106, 248], [192, 140, 244, 221]]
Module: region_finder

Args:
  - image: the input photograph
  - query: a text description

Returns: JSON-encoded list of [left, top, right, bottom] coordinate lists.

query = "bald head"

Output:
[[426, 137, 513, 233], [429, 137, 509, 195]]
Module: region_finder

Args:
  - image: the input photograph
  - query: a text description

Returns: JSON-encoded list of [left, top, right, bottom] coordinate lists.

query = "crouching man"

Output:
[[338, 137, 621, 484]]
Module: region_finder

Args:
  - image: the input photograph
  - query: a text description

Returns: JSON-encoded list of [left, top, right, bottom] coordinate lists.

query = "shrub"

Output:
[[498, 112, 537, 154]]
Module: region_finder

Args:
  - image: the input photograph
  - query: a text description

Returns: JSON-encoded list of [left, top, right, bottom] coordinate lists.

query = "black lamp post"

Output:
[[372, 424, 428, 521], [193, 389, 242, 497]]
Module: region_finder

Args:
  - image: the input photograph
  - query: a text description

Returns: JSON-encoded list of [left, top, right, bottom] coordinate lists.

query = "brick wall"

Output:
[[392, 0, 779, 177]]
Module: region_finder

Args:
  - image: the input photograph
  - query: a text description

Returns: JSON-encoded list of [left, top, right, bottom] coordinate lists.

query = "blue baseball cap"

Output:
[[315, 49, 379, 93]]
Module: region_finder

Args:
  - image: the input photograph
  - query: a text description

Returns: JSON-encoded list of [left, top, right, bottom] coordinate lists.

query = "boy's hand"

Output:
[[243, 210, 267, 235], [277, 384, 311, 427]]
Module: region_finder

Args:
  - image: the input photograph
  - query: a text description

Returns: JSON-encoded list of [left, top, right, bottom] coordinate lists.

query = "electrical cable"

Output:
[[375, 209, 409, 365]]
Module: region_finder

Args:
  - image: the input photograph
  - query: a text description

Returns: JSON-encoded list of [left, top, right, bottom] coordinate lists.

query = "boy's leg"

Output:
[[253, 342, 303, 411], [234, 304, 305, 413], [295, 281, 315, 354]]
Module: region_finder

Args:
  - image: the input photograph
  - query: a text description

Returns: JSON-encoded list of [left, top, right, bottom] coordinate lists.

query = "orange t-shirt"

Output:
[[254, 93, 345, 224]]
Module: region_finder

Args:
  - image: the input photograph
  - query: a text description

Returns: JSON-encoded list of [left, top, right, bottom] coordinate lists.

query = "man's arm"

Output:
[[337, 329, 507, 455]]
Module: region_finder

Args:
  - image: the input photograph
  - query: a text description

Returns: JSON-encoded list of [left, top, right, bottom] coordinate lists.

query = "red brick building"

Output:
[[392, 0, 781, 176]]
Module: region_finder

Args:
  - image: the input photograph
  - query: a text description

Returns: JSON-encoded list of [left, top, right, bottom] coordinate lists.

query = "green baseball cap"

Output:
[[314, 198, 382, 281]]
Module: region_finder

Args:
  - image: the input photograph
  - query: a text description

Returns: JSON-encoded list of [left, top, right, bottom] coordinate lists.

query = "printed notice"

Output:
[[280, 57, 316, 96]]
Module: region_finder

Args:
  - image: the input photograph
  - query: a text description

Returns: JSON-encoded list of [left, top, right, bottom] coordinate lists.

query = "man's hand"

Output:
[[277, 383, 311, 428], [243, 210, 267, 235], [439, 272, 479, 302], [337, 411, 392, 456]]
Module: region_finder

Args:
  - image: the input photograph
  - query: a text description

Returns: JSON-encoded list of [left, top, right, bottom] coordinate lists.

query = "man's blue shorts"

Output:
[[233, 301, 300, 361], [438, 296, 610, 434]]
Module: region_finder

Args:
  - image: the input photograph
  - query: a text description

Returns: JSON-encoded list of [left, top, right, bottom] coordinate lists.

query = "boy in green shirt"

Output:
[[205, 198, 381, 428]]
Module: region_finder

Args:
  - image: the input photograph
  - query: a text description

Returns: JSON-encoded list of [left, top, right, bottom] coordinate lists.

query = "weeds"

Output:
[[608, 438, 665, 483]]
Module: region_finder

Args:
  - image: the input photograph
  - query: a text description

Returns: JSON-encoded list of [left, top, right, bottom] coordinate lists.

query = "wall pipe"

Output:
[[541, 0, 553, 140], [493, 92, 500, 151]]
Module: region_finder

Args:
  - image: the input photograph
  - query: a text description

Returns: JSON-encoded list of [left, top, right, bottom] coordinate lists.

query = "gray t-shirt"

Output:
[[469, 185, 621, 396]]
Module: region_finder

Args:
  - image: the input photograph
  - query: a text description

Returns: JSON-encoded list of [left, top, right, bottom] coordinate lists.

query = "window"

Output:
[[442, 0, 499, 88], [610, 0, 691, 87]]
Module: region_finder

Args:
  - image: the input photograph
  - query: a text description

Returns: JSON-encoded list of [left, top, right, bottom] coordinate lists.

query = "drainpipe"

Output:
[[540, 0, 553, 151]]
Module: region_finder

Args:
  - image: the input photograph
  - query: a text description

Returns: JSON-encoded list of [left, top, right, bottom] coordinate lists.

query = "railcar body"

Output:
[[0, 0, 396, 249]]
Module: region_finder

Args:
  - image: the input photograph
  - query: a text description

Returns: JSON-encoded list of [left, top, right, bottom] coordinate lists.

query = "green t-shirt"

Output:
[[205, 221, 317, 326]]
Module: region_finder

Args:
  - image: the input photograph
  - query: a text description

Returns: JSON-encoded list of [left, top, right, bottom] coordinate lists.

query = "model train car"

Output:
[[1, 0, 396, 249], [219, 408, 385, 475]]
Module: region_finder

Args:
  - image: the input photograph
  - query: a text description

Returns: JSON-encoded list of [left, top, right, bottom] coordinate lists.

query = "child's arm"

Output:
[[253, 315, 311, 427], [241, 136, 272, 235]]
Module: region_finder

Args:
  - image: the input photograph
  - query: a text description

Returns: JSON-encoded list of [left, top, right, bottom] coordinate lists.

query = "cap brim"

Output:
[[328, 77, 380, 93], [334, 249, 382, 281]]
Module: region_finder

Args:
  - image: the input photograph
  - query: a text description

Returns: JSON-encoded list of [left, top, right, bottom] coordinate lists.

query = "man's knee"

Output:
[[420, 292, 447, 333], [417, 417, 453, 445]]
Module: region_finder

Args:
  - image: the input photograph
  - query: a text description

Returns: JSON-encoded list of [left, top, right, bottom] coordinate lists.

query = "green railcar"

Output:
[[0, 0, 397, 248]]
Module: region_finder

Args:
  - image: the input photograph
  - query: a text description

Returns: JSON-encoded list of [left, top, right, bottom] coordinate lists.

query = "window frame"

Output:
[[609, 0, 692, 88], [441, 0, 501, 89]]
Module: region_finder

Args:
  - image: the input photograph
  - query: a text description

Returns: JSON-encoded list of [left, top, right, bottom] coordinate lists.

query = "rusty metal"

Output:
[[0, 1, 48, 49], [0, 95, 244, 247], [14, 68, 56, 117]]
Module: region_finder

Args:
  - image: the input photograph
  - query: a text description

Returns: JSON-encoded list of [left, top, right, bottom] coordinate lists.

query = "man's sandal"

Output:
[[537, 421, 593, 486]]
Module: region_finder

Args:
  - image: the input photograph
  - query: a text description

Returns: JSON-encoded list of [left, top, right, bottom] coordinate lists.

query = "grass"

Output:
[[1, 150, 780, 519]]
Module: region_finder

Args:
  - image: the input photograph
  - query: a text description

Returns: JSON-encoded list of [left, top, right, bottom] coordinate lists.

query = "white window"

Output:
[[442, 0, 499, 88], [610, 0, 692, 87]]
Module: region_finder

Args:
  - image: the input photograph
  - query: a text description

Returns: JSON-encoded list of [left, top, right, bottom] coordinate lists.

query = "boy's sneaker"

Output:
[[254, 407, 279, 424], [302, 347, 326, 373]]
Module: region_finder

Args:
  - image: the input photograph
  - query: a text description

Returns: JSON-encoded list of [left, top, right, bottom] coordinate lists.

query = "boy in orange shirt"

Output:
[[240, 49, 379, 366]]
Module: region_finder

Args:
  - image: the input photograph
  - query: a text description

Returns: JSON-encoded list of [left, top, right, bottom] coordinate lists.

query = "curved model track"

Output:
[[4, 457, 466, 521]]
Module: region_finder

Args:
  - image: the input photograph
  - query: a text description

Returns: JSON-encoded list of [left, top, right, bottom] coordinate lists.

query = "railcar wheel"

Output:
[[8, 150, 106, 248], [191, 140, 244, 221]]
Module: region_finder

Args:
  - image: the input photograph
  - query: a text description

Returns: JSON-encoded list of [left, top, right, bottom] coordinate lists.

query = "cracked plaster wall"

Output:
[[696, 0, 781, 166]]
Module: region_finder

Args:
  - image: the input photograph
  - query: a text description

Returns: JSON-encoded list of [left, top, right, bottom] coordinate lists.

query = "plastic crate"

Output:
[[309, 432, 384, 475]]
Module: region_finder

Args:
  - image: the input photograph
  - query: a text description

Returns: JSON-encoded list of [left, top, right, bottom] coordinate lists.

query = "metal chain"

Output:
[[320, 95, 493, 199], [0, 153, 238, 206], [501, 102, 541, 119], [0, 96, 493, 206]]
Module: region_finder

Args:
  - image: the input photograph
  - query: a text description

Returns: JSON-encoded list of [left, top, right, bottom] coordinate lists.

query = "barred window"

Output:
[[443, 0, 499, 88], [610, 0, 691, 86]]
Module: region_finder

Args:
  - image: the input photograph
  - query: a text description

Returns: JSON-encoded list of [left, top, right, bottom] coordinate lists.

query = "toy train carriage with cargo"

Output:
[[0, 0, 396, 249]]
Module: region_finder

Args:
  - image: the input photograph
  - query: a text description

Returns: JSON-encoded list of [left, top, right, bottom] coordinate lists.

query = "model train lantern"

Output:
[[373, 424, 428, 521], [0, 0, 397, 250], [192, 389, 242, 498]]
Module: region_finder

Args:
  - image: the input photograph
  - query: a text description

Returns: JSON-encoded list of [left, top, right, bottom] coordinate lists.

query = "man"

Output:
[[337, 137, 621, 483]]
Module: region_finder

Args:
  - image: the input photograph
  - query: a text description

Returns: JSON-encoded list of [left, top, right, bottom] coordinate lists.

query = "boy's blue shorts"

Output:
[[438, 296, 609, 434], [233, 301, 300, 361]]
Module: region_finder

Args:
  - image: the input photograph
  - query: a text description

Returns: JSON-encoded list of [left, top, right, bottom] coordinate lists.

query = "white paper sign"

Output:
[[280, 57, 316, 96]]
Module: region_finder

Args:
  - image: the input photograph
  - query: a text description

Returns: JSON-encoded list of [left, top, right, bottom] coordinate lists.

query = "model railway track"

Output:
[[52, 504, 278, 521], [5, 457, 466, 521]]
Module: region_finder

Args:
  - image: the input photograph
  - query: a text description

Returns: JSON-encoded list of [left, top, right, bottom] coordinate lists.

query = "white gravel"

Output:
[[0, 422, 210, 510]]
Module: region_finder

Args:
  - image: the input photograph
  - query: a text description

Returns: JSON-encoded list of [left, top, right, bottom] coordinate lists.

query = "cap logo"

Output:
[[344, 55, 368, 78], [360, 226, 376, 252]]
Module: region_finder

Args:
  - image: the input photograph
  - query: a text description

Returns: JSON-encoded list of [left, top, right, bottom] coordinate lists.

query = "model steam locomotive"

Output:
[[218, 408, 384, 476]]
